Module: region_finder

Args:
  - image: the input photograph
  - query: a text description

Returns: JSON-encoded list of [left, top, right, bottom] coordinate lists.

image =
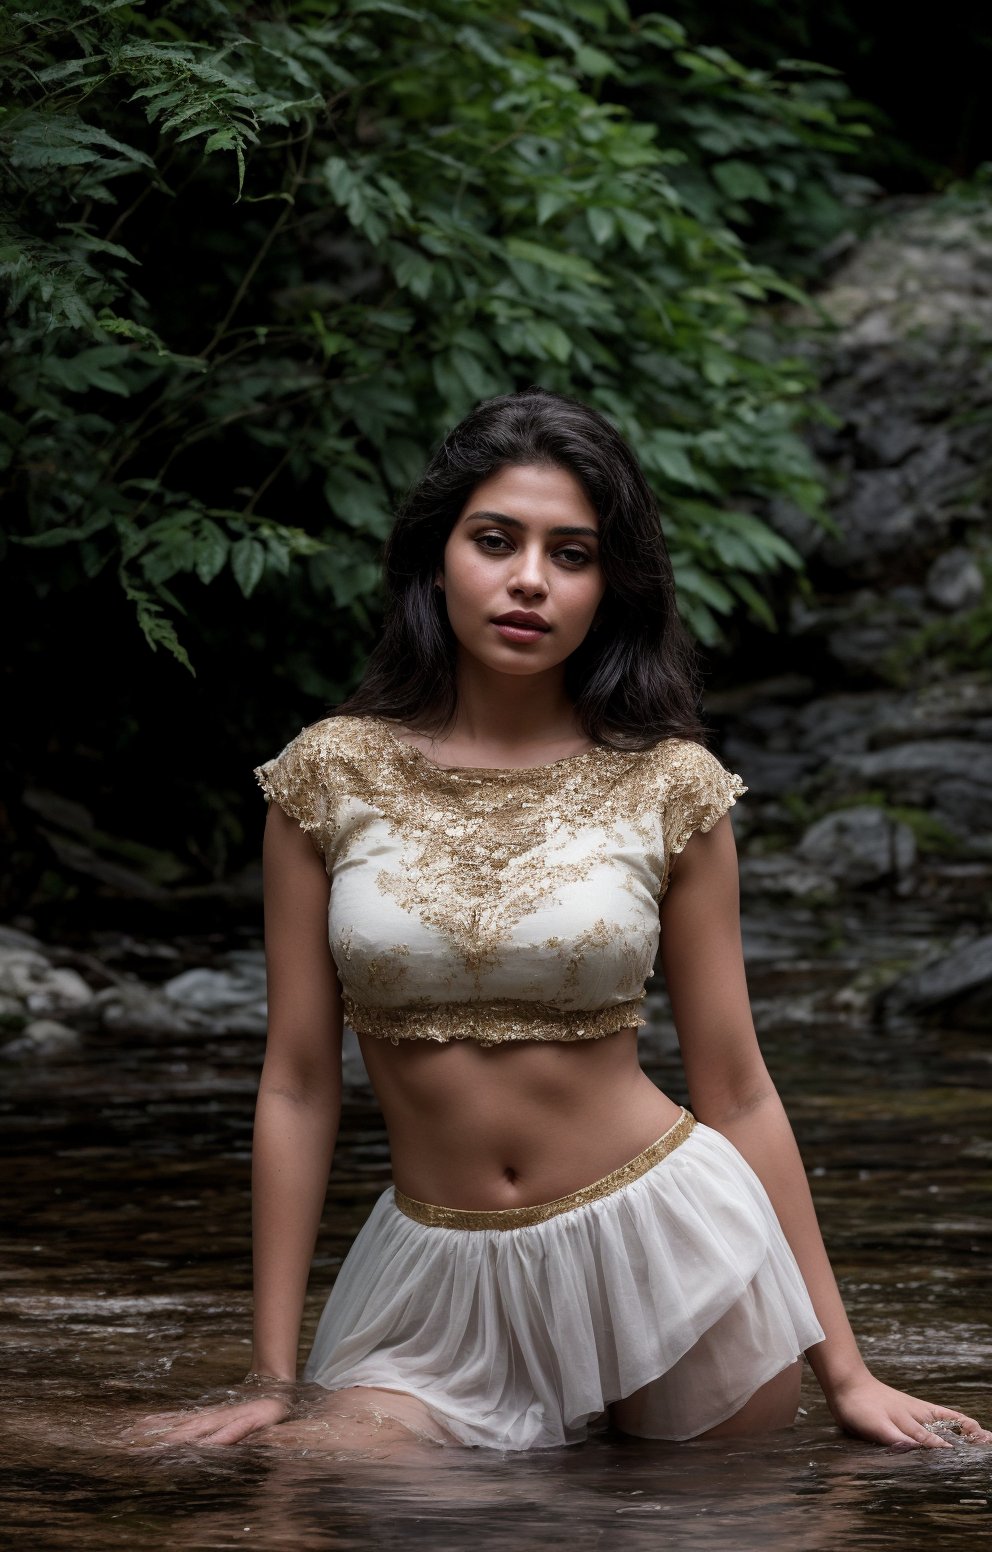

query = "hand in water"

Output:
[[828, 1373, 991, 1451], [127, 1384, 297, 1447]]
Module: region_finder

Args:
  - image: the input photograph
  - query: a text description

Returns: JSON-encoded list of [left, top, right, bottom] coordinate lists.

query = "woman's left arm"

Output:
[[660, 813, 989, 1450]]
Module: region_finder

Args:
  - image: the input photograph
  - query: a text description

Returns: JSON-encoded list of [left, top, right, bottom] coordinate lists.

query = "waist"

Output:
[[362, 1030, 678, 1208], [343, 994, 648, 1047], [393, 1108, 697, 1229]]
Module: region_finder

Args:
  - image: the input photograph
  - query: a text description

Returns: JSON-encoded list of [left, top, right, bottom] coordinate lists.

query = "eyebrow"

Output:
[[462, 509, 600, 539]]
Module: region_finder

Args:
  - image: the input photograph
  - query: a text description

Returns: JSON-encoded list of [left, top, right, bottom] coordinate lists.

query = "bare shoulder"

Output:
[[663, 803, 740, 893]]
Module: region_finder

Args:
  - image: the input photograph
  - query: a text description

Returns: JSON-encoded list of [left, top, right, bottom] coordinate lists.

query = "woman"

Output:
[[145, 388, 987, 1453]]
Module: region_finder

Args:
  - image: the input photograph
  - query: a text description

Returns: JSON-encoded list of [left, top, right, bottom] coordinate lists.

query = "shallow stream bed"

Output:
[[1, 952, 990, 1550]]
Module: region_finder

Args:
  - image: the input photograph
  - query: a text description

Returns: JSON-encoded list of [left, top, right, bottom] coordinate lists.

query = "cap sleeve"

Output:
[[659, 740, 747, 898], [254, 721, 335, 856]]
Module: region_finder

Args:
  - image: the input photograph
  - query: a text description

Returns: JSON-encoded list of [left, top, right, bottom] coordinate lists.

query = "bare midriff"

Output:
[[357, 1027, 683, 1211]]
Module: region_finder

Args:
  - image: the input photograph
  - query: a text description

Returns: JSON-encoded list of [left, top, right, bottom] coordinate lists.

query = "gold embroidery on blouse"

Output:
[[551, 915, 660, 998], [657, 741, 747, 898], [361, 943, 412, 993], [393, 1107, 697, 1228], [343, 995, 647, 1048], [365, 728, 634, 986], [253, 717, 748, 1046], [555, 916, 610, 995]]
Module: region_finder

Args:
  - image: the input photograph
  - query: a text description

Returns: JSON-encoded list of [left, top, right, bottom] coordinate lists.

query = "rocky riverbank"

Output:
[[708, 195, 992, 1033], [0, 924, 373, 1091], [3, 199, 989, 1068]]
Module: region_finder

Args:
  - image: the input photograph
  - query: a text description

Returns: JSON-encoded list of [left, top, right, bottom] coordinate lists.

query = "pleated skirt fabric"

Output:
[[303, 1119, 825, 1450]]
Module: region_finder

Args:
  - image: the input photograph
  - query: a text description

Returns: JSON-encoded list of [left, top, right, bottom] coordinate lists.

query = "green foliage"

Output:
[[640, 1, 991, 199], [0, 0, 865, 682], [609, 15, 876, 269]]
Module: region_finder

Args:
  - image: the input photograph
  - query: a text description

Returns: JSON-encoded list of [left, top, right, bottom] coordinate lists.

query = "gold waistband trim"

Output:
[[392, 1108, 696, 1230], [344, 996, 648, 1048]]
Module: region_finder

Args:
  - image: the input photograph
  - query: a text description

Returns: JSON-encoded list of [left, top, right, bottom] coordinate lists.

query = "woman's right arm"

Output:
[[131, 801, 341, 1447], [250, 799, 343, 1379], [249, 800, 343, 1384]]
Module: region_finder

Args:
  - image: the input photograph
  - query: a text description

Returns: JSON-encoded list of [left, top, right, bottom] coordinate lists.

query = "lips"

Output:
[[492, 613, 550, 631]]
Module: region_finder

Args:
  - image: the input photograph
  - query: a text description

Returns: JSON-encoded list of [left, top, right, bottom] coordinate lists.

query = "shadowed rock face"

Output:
[[795, 806, 917, 888], [878, 933, 992, 1029], [772, 201, 992, 586], [707, 199, 992, 1030]]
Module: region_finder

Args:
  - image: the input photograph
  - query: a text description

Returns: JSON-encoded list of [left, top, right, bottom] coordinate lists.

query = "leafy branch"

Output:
[[1, 0, 863, 667]]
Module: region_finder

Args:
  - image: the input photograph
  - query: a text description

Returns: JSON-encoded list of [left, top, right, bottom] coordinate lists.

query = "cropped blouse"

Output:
[[254, 715, 747, 1048]]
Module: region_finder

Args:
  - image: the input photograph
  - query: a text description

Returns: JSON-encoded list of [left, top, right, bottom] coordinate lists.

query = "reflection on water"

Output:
[[1, 966, 990, 1549]]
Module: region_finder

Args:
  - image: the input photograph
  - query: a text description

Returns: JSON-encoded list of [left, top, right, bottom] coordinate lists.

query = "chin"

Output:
[[465, 640, 573, 677]]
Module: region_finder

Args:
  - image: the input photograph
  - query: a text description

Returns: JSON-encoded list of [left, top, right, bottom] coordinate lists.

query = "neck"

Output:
[[445, 655, 583, 753]]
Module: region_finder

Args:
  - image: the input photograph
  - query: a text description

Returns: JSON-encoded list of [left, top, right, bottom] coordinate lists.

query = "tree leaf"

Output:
[[119, 572, 195, 674], [194, 521, 229, 585], [712, 160, 774, 202], [231, 537, 266, 597], [586, 207, 616, 245], [504, 238, 605, 285]]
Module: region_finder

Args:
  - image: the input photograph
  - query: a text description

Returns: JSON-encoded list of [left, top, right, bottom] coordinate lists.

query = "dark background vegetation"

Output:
[[2, 0, 989, 933], [659, 1, 992, 187]]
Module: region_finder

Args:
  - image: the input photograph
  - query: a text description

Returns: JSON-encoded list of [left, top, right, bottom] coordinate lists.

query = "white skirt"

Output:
[[303, 1112, 825, 1450]]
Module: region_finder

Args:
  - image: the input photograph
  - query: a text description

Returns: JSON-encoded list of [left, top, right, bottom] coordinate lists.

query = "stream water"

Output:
[[1, 931, 990, 1550]]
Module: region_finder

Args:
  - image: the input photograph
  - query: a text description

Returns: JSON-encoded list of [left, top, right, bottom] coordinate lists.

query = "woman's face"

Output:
[[437, 462, 607, 677]]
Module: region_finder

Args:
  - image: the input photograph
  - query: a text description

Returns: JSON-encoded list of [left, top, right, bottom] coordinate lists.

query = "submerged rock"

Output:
[[879, 933, 992, 1028], [0, 948, 93, 1015], [0, 992, 25, 1029], [1, 1018, 81, 1059], [0, 926, 44, 952], [95, 982, 207, 1038], [162, 962, 266, 1014], [157, 955, 268, 1036]]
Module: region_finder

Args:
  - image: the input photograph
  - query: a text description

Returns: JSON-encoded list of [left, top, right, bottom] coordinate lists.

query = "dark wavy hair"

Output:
[[336, 387, 705, 749]]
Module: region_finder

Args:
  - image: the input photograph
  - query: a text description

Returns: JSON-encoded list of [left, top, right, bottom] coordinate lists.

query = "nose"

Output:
[[507, 542, 549, 600]]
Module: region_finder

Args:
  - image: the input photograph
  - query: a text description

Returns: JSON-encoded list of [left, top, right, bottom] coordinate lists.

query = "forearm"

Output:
[[250, 1082, 340, 1379], [663, 827, 989, 1446], [700, 1089, 869, 1402]]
